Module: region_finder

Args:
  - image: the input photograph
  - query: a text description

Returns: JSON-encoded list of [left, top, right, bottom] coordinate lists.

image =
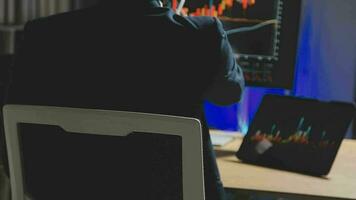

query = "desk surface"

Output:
[[211, 130, 356, 200]]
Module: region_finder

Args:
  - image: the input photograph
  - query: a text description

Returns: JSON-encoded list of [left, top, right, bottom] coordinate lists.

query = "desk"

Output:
[[211, 130, 356, 200]]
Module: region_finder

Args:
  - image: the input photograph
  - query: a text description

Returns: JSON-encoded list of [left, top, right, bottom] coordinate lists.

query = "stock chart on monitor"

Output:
[[164, 0, 302, 89]]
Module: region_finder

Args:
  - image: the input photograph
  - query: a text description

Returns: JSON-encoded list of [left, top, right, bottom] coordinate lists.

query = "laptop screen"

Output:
[[236, 95, 355, 176]]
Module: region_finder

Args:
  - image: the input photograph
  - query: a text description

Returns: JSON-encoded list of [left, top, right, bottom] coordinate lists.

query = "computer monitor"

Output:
[[164, 0, 302, 89]]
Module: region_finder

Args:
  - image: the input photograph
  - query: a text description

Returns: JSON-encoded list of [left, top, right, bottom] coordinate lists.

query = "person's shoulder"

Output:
[[182, 16, 225, 37], [184, 16, 217, 29]]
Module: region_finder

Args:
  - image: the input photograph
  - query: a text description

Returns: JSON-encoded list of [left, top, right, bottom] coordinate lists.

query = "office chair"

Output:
[[3, 105, 205, 200]]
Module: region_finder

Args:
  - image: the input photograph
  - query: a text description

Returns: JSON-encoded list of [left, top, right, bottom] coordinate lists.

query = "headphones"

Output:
[[156, 0, 186, 14], [176, 0, 186, 14]]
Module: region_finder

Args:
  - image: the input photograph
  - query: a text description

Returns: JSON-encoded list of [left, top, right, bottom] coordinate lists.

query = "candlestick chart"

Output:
[[163, 0, 302, 88], [166, 0, 281, 58], [249, 117, 337, 148]]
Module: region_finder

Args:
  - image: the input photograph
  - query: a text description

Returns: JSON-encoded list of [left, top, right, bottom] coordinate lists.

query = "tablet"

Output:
[[236, 95, 355, 176]]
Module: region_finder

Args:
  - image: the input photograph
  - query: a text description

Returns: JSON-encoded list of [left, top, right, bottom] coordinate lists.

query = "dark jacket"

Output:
[[1, 2, 244, 200]]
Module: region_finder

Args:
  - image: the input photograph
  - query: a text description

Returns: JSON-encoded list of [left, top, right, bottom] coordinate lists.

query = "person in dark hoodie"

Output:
[[1, 0, 244, 199]]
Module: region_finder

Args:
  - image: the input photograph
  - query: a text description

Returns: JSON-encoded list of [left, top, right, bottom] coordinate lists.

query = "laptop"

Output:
[[236, 94, 356, 176]]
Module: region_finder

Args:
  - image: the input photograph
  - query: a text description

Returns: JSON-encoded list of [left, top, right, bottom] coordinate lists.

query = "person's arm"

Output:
[[204, 18, 245, 106]]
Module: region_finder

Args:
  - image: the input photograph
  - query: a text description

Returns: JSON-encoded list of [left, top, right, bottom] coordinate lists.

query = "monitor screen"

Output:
[[164, 0, 302, 89]]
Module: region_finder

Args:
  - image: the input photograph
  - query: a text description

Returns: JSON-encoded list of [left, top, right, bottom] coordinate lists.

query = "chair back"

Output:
[[3, 105, 205, 200]]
